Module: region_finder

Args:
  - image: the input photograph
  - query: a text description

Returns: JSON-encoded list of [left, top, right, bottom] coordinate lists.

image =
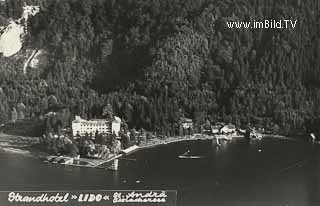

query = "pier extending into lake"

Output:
[[45, 134, 272, 170], [45, 145, 141, 170]]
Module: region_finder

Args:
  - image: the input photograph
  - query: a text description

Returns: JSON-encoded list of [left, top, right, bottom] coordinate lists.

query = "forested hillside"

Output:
[[0, 0, 319, 135]]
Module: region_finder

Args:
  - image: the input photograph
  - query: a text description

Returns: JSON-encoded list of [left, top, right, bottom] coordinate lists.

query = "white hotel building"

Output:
[[72, 116, 121, 137]]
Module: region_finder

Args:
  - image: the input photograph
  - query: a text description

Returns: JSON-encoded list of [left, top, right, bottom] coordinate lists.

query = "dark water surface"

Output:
[[0, 137, 319, 206]]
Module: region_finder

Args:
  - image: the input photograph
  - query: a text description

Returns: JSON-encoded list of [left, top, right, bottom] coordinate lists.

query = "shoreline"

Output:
[[1, 131, 318, 171], [0, 131, 315, 161], [137, 134, 215, 150], [137, 133, 318, 152], [0, 132, 40, 155], [136, 134, 281, 151]]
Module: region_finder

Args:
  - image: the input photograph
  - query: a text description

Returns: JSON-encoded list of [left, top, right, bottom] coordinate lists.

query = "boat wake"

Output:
[[178, 150, 207, 159]]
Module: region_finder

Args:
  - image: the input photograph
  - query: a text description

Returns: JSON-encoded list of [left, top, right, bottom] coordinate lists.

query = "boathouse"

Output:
[[180, 117, 193, 129], [220, 124, 236, 134]]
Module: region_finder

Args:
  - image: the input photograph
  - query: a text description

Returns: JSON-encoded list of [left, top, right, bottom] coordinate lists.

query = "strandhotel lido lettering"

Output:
[[1, 191, 177, 206]]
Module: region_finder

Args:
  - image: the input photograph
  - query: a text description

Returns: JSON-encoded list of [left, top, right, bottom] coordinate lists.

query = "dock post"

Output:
[[110, 159, 119, 171]]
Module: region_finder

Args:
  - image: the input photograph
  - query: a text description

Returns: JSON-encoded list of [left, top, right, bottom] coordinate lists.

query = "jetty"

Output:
[[43, 145, 141, 169], [215, 134, 244, 141], [45, 154, 123, 168], [120, 145, 139, 155], [43, 134, 245, 170]]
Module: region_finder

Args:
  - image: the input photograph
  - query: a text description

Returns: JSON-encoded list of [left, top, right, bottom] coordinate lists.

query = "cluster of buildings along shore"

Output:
[[40, 108, 264, 160], [71, 116, 248, 139]]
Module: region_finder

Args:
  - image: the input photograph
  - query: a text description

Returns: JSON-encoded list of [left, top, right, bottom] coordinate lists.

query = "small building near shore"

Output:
[[220, 124, 236, 134], [211, 125, 221, 134], [72, 116, 121, 137], [112, 116, 121, 136], [180, 117, 193, 129]]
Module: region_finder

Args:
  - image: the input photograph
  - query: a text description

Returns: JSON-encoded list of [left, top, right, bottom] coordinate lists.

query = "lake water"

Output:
[[0, 137, 320, 206]]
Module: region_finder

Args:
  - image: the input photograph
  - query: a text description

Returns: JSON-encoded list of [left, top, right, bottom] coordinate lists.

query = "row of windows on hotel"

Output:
[[80, 125, 110, 130], [76, 127, 112, 134]]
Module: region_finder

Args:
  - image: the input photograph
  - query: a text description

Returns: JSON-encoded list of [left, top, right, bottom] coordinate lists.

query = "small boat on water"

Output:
[[178, 155, 206, 159], [178, 150, 206, 159]]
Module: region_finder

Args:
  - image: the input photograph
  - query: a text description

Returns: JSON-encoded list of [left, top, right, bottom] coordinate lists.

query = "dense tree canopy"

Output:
[[0, 0, 319, 135]]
